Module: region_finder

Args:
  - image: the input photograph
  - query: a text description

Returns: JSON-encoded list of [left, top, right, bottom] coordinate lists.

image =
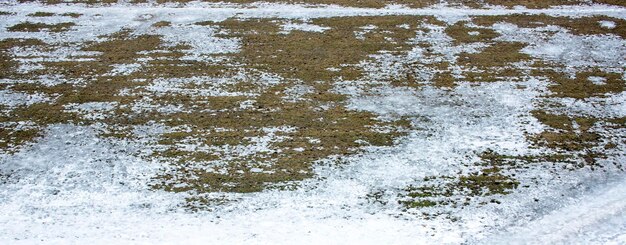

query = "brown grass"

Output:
[[458, 42, 530, 82], [7, 22, 75, 32], [541, 70, 624, 99], [445, 21, 499, 44], [27, 12, 55, 17]]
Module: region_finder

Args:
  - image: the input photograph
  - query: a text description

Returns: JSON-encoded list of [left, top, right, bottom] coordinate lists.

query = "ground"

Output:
[[0, 0, 624, 244]]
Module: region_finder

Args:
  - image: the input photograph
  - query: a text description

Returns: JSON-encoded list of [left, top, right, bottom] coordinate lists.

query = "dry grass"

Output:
[[531, 70, 624, 99], [61, 12, 83, 18], [445, 21, 499, 44], [397, 150, 521, 213], [27, 12, 55, 17], [458, 42, 530, 82], [528, 110, 624, 166], [152, 21, 171, 28], [7, 22, 75, 32]]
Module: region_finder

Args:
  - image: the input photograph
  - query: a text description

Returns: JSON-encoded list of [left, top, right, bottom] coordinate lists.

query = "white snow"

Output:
[[492, 23, 626, 67], [599, 20, 617, 29], [109, 63, 142, 76], [280, 21, 330, 34], [484, 177, 626, 244], [0, 89, 50, 107], [64, 102, 118, 120]]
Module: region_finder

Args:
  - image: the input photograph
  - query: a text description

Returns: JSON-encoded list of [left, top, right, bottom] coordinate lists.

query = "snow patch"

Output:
[[64, 102, 118, 120], [280, 21, 330, 34], [599, 20, 616, 29], [493, 23, 626, 67], [0, 90, 50, 107]]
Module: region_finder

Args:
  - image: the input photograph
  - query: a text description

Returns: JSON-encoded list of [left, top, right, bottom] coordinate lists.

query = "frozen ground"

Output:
[[0, 1, 625, 244]]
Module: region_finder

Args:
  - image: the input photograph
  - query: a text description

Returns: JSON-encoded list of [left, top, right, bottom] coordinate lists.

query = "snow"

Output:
[[0, 1, 625, 244], [109, 63, 142, 76], [64, 102, 118, 120], [484, 177, 626, 244], [599, 20, 617, 29], [280, 21, 330, 34], [492, 23, 626, 67], [151, 24, 240, 60], [588, 76, 607, 85], [0, 90, 50, 107]]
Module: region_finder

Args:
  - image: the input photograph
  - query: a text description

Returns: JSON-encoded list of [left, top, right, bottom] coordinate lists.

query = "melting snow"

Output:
[[0, 2, 625, 244]]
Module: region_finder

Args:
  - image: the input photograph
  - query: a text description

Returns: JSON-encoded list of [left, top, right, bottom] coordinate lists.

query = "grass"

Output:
[[458, 42, 530, 82], [152, 21, 171, 27], [159, 0, 440, 8], [61, 12, 83, 18], [445, 21, 499, 44], [530, 110, 602, 152], [7, 22, 75, 32], [431, 71, 456, 88], [27, 12, 55, 17], [397, 150, 522, 212], [528, 110, 625, 166], [460, 42, 530, 67], [394, 139, 618, 214], [458, 171, 519, 196], [151, 16, 424, 192], [211, 16, 438, 82], [544, 70, 624, 99], [0, 128, 40, 153], [0, 38, 52, 151]]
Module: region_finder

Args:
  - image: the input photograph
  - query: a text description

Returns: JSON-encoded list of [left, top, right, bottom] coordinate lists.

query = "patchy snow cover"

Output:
[[0, 90, 50, 107], [150, 24, 240, 60], [109, 63, 143, 76], [64, 102, 118, 120], [0, 2, 625, 244], [492, 23, 626, 67]]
